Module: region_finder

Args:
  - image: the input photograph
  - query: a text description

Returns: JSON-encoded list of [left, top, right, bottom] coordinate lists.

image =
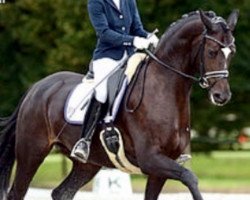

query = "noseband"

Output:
[[145, 30, 235, 89]]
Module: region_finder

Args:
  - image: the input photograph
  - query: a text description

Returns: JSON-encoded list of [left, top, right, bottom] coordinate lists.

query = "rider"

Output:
[[71, 0, 159, 162]]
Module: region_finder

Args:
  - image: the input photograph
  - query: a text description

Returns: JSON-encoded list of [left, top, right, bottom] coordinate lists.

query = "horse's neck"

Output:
[[150, 21, 203, 97], [125, 19, 203, 118], [149, 44, 195, 96], [144, 61, 192, 104], [139, 27, 203, 113]]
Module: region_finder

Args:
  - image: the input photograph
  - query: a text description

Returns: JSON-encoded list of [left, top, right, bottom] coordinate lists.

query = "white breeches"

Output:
[[93, 52, 127, 103]]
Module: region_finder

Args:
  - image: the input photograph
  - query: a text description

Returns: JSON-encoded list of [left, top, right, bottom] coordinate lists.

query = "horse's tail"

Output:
[[0, 92, 27, 199]]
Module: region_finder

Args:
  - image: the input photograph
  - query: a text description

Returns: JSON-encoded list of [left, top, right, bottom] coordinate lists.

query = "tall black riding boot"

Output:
[[71, 98, 102, 163]]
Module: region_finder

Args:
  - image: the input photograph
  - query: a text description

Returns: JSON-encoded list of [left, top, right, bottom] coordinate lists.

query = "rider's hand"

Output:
[[133, 36, 151, 50], [147, 34, 159, 48]]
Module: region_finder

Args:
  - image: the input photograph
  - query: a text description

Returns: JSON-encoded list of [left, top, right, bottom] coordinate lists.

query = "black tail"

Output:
[[0, 93, 27, 199]]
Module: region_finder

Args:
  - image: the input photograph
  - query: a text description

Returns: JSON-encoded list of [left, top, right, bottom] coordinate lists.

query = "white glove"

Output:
[[147, 34, 159, 48], [133, 36, 150, 50]]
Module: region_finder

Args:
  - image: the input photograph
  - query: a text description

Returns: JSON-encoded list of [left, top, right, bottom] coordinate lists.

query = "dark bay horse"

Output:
[[0, 10, 238, 200]]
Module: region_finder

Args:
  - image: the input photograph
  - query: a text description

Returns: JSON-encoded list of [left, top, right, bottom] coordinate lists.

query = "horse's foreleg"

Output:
[[138, 151, 203, 200], [51, 161, 101, 200], [144, 176, 166, 200]]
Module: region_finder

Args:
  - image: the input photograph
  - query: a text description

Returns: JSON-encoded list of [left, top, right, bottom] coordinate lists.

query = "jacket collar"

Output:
[[104, 0, 123, 13]]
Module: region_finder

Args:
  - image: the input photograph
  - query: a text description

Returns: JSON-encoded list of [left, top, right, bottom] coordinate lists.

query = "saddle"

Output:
[[64, 53, 147, 125]]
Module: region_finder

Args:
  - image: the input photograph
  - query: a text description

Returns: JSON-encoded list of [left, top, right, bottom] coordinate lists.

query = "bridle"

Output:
[[145, 29, 235, 89], [125, 28, 235, 113], [198, 31, 235, 88]]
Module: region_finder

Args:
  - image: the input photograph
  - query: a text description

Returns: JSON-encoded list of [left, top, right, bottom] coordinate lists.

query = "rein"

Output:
[[124, 57, 149, 113], [145, 31, 233, 89], [125, 30, 234, 113], [144, 49, 200, 82]]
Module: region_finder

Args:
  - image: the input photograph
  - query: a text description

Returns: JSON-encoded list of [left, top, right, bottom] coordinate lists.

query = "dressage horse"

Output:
[[0, 10, 238, 200]]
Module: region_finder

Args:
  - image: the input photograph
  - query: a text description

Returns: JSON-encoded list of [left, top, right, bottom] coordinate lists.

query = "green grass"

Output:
[[30, 156, 73, 188], [191, 151, 250, 192], [27, 151, 250, 192]]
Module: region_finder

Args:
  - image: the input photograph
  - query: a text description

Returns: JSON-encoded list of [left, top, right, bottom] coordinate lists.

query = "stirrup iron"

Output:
[[71, 138, 91, 163]]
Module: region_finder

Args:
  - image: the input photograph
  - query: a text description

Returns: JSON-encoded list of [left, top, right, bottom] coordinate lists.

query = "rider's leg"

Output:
[[71, 96, 102, 162], [71, 58, 121, 162]]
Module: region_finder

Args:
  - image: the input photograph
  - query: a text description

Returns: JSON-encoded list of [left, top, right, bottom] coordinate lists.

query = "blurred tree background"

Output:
[[0, 0, 250, 145]]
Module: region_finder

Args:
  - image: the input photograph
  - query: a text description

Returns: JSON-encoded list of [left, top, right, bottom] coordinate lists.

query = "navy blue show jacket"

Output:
[[88, 0, 149, 60]]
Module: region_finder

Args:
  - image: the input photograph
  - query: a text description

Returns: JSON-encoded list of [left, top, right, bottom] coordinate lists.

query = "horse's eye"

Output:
[[208, 49, 218, 58]]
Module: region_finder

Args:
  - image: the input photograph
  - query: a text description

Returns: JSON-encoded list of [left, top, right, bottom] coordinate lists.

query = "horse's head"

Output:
[[199, 10, 239, 106]]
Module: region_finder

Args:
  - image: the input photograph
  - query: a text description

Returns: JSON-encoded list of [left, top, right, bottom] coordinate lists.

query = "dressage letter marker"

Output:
[[93, 169, 133, 195]]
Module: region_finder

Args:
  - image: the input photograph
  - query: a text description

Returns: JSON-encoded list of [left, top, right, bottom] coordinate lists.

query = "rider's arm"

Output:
[[88, 0, 134, 47], [130, 0, 149, 38]]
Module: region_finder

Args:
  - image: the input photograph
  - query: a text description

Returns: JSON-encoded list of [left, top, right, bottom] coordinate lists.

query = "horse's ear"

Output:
[[199, 10, 215, 31], [227, 9, 239, 31]]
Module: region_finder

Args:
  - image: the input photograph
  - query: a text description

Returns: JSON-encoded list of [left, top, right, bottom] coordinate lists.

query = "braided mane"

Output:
[[162, 10, 228, 38]]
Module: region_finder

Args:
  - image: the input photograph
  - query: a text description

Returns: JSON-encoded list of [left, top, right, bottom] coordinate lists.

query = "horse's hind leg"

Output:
[[144, 176, 166, 200], [52, 161, 101, 200], [7, 133, 52, 200]]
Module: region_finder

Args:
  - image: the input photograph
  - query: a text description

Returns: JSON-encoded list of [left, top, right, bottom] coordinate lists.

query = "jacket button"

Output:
[[119, 15, 123, 19], [122, 27, 126, 31]]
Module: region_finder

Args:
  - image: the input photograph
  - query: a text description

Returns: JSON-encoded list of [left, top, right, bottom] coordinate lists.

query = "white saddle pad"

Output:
[[64, 80, 94, 125]]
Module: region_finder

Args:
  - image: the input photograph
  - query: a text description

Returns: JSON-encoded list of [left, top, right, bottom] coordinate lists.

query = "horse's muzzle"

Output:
[[209, 80, 232, 106], [210, 90, 232, 106]]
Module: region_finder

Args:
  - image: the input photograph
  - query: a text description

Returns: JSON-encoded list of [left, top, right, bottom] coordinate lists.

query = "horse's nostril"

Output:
[[213, 93, 221, 100], [212, 91, 231, 105]]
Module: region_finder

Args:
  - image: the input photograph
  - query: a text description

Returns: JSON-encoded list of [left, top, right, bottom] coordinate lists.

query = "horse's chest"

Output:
[[160, 126, 190, 157]]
